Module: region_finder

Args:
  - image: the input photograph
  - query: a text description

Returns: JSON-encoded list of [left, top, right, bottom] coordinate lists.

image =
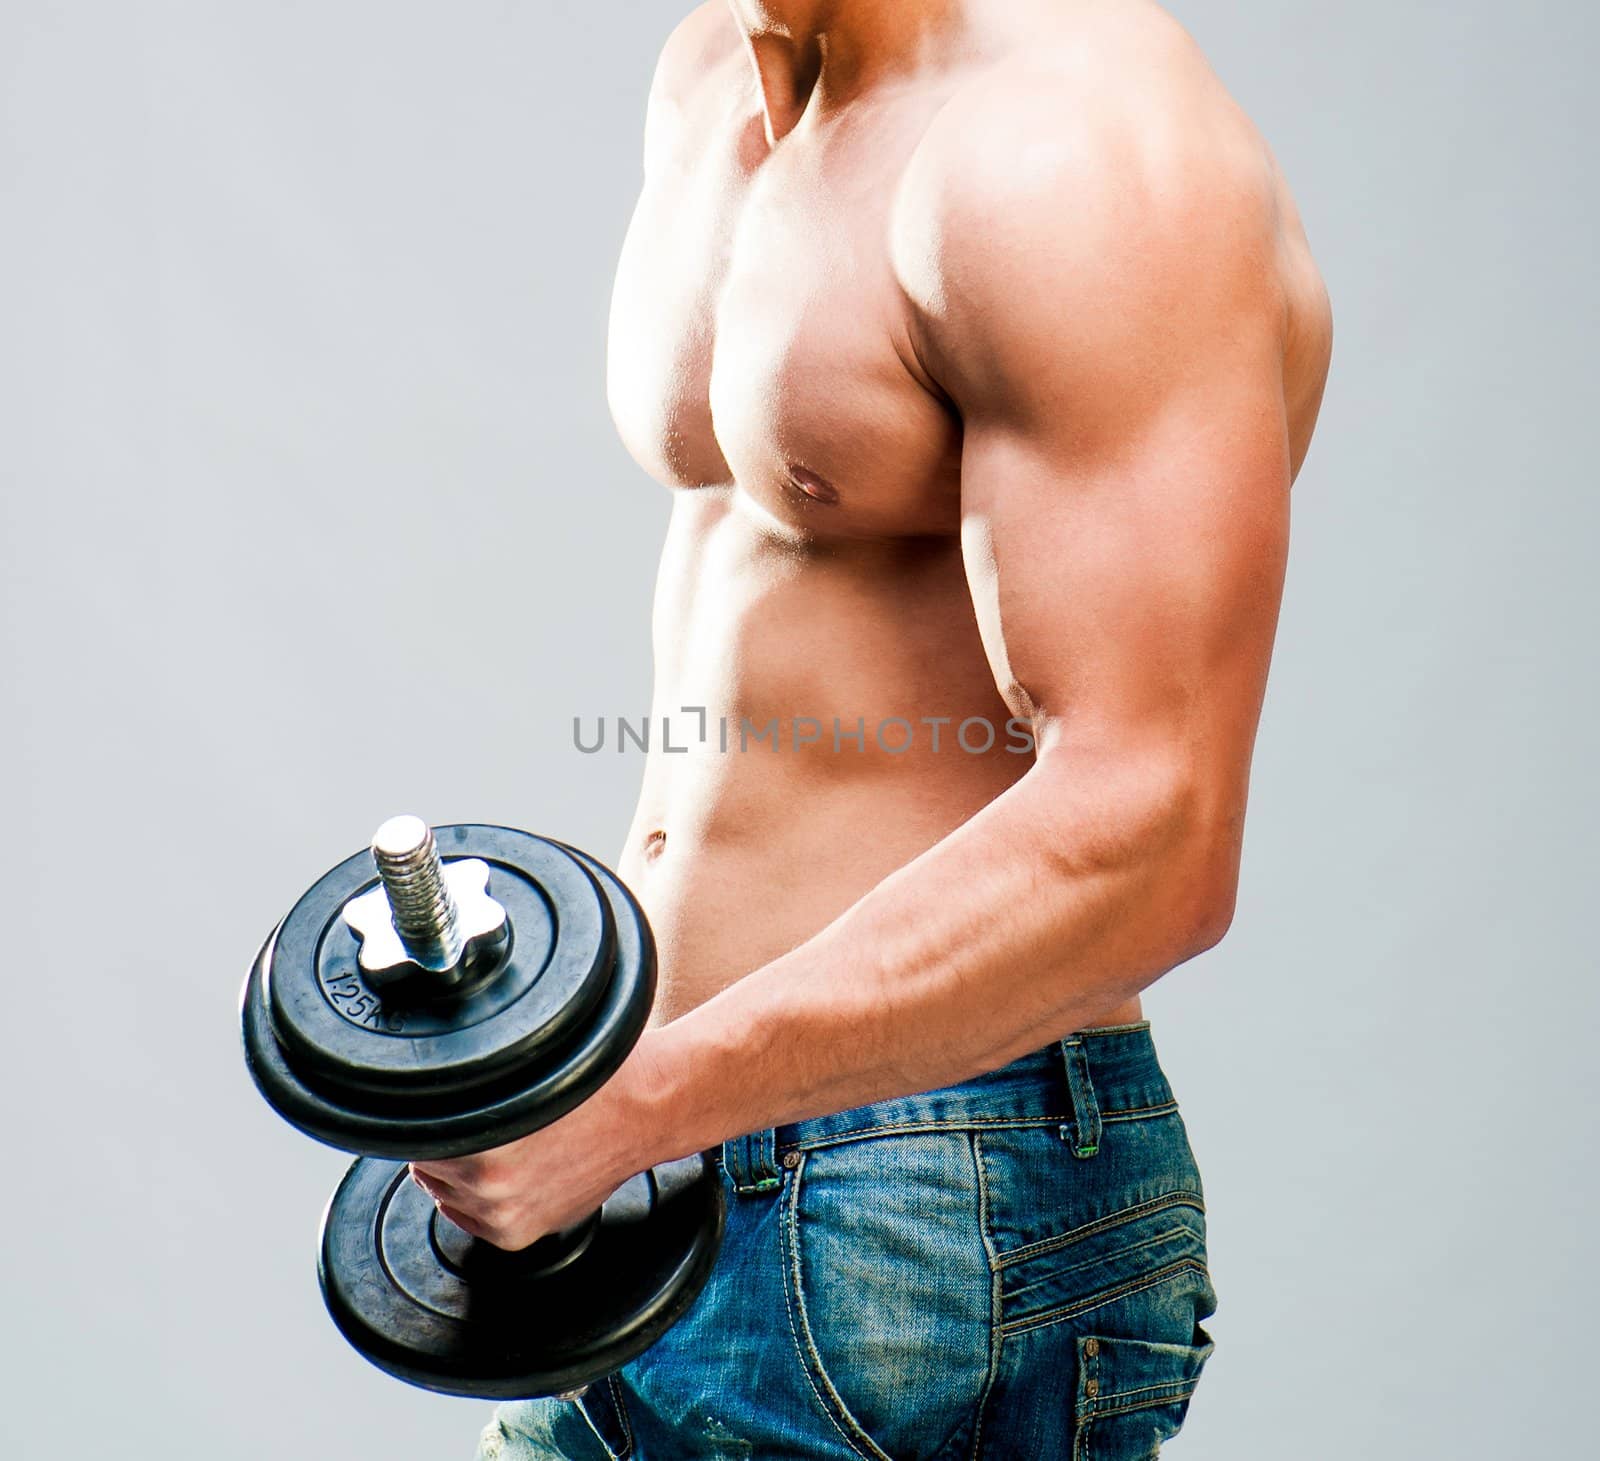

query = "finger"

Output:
[[412, 1156, 473, 1185], [435, 1200, 493, 1243], [408, 1164, 464, 1204]]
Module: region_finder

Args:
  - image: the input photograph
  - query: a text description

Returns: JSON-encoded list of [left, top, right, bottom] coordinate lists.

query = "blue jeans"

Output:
[[478, 1023, 1216, 1459]]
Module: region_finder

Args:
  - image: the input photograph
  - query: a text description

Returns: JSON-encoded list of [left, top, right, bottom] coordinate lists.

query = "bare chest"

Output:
[[606, 101, 960, 538]]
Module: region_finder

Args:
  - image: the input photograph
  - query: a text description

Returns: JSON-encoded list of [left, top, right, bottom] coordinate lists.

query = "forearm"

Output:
[[630, 750, 1233, 1165]]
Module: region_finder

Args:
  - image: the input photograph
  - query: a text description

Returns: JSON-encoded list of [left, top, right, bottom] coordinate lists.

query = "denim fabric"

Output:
[[478, 1023, 1216, 1460]]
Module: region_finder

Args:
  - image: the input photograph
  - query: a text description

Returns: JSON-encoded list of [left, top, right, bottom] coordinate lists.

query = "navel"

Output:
[[786, 463, 840, 505]]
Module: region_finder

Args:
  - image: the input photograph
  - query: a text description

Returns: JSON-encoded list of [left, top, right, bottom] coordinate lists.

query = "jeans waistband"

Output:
[[720, 1022, 1174, 1194]]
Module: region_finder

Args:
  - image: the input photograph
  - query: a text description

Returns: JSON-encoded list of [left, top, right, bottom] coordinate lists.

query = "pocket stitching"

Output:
[[1000, 1258, 1211, 1337], [574, 1375, 634, 1460], [969, 1131, 1002, 1461], [605, 1375, 635, 1459], [778, 1154, 893, 1461], [1075, 1334, 1213, 1458], [1089, 1382, 1201, 1419], [992, 1191, 1206, 1270], [1005, 1224, 1199, 1301], [1094, 1371, 1205, 1406]]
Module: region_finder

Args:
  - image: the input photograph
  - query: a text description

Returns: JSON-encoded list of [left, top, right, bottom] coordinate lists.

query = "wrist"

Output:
[[612, 1024, 706, 1171], [626, 1003, 765, 1162]]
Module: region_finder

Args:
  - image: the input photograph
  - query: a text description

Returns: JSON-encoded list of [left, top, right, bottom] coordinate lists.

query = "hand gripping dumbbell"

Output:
[[240, 817, 725, 1397]]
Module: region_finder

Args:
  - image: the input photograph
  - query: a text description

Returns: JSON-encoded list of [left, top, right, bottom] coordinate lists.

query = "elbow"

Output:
[[1161, 790, 1244, 965], [1030, 746, 1245, 966], [1169, 859, 1238, 963]]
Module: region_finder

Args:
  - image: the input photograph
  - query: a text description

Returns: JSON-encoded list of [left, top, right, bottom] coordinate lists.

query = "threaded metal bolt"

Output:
[[370, 815, 465, 969]]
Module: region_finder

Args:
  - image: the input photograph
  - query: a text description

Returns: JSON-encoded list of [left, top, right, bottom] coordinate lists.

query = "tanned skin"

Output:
[[413, 0, 1332, 1249]]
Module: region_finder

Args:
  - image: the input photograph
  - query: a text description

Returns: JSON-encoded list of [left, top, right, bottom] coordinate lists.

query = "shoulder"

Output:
[[649, 2, 743, 105], [642, 4, 745, 161], [893, 7, 1286, 363]]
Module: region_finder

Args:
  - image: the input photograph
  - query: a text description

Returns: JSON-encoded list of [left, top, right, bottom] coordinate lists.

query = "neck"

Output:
[[724, 0, 961, 141]]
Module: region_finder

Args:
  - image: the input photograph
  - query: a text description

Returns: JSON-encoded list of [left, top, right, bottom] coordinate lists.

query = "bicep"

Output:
[[957, 359, 1290, 780], [912, 95, 1295, 778]]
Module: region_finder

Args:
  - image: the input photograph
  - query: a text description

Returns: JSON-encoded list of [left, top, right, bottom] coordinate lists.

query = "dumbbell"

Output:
[[240, 817, 725, 1398]]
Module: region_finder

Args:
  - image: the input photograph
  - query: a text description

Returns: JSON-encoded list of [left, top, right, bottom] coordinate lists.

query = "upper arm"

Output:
[[897, 73, 1294, 826]]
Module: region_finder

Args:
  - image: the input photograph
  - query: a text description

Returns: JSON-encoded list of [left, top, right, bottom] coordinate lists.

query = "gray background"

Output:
[[1, 1, 1593, 1456]]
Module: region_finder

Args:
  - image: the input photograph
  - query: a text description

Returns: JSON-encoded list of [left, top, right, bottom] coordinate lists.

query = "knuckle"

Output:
[[480, 1170, 516, 1201]]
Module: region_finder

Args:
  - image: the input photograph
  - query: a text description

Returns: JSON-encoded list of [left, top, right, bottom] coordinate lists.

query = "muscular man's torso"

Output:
[[606, 0, 1330, 1026]]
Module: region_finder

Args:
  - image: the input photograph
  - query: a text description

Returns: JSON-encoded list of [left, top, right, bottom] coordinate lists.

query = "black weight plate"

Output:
[[241, 834, 656, 1160], [318, 1154, 725, 1398], [266, 828, 613, 1101]]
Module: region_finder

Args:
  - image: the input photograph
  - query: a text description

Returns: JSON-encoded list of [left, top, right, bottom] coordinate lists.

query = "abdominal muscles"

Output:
[[616, 490, 1033, 1022]]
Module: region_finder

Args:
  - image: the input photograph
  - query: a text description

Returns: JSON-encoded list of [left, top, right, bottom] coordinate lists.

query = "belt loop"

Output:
[[1060, 1037, 1102, 1159], [723, 1127, 782, 1194]]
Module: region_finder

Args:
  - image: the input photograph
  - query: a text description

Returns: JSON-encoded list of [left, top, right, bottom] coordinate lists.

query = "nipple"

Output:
[[786, 464, 840, 505]]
